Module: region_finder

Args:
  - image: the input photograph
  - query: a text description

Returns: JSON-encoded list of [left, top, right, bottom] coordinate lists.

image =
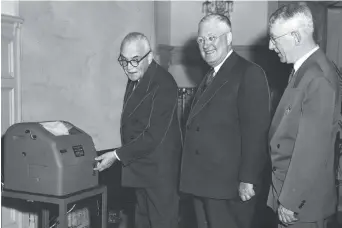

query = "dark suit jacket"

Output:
[[116, 60, 182, 188], [180, 52, 271, 199], [267, 49, 341, 221]]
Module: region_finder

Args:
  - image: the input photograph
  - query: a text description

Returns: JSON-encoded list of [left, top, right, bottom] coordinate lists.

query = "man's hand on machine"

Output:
[[94, 151, 117, 171]]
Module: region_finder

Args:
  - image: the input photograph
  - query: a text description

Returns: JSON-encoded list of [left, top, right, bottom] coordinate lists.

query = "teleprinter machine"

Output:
[[3, 121, 99, 196]]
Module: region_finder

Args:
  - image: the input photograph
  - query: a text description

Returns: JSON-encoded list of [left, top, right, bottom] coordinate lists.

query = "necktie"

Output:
[[133, 81, 137, 91], [126, 81, 137, 100], [206, 68, 215, 86], [288, 69, 295, 83], [202, 68, 215, 92]]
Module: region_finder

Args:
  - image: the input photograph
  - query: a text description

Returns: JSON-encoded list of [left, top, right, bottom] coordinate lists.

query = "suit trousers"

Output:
[[134, 186, 179, 228], [193, 195, 258, 228]]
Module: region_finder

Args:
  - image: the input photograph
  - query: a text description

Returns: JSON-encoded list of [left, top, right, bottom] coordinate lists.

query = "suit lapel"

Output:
[[190, 70, 212, 110], [187, 52, 240, 122], [269, 49, 322, 141], [121, 61, 157, 126], [123, 80, 135, 106], [268, 87, 292, 141]]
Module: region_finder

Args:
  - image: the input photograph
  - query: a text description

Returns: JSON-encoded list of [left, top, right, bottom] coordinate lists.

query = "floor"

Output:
[[105, 202, 342, 228], [330, 212, 342, 228], [101, 165, 342, 228]]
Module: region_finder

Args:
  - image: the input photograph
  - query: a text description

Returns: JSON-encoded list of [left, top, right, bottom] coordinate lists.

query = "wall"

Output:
[[19, 1, 155, 150], [168, 1, 269, 46], [326, 7, 342, 70], [1, 0, 19, 16], [155, 1, 171, 46], [155, 1, 287, 88]]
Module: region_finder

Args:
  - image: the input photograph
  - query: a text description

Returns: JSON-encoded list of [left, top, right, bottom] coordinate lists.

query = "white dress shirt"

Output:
[[213, 49, 233, 76], [294, 46, 319, 72]]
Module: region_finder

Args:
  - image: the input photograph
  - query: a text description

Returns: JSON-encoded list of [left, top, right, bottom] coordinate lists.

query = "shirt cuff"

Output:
[[114, 151, 120, 161]]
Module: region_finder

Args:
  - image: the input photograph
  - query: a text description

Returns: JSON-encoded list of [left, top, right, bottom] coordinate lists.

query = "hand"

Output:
[[278, 204, 298, 225], [94, 151, 117, 171], [238, 182, 255, 201]]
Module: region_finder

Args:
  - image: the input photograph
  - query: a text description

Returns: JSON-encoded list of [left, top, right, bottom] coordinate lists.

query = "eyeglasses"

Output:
[[270, 31, 295, 44], [118, 50, 151, 68], [197, 32, 229, 45]]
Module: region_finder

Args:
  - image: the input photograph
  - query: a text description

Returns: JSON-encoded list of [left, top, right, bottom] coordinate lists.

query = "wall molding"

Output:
[[1, 14, 24, 24], [156, 44, 270, 67]]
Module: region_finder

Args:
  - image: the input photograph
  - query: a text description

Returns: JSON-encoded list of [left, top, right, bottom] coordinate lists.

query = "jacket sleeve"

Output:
[[238, 64, 271, 184], [116, 84, 178, 166], [279, 74, 336, 213]]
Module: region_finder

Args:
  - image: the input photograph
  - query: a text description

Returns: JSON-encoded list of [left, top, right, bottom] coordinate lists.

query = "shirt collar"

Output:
[[293, 46, 319, 72], [213, 49, 233, 75], [131, 60, 156, 88]]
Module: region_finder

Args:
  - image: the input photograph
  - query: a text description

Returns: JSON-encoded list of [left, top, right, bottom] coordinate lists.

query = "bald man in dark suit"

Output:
[[95, 32, 182, 228]]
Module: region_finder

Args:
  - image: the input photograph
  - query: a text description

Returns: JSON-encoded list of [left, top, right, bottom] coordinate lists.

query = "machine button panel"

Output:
[[72, 145, 85, 157]]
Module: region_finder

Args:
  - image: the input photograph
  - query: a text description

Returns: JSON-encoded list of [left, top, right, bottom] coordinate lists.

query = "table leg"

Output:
[[58, 201, 67, 228], [102, 187, 107, 228], [41, 208, 50, 228]]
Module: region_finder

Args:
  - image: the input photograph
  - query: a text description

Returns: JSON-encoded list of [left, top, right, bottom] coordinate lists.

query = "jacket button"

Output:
[[277, 144, 280, 149], [196, 126, 200, 132], [130, 136, 134, 140], [195, 150, 200, 155], [272, 167, 277, 171]]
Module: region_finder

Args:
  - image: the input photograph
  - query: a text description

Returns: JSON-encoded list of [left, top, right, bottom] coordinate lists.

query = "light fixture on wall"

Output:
[[202, 0, 234, 19]]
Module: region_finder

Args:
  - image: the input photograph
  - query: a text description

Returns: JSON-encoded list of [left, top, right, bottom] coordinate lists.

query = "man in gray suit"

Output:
[[267, 2, 341, 228]]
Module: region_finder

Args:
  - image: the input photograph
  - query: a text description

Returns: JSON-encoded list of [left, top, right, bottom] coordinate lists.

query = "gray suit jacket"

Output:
[[268, 49, 341, 221]]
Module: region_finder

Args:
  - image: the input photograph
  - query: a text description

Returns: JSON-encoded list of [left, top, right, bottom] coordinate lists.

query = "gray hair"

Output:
[[269, 2, 314, 36], [199, 13, 232, 30], [120, 32, 151, 53]]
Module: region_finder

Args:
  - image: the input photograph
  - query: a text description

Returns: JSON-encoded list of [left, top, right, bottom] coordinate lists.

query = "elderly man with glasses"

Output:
[[94, 32, 182, 228], [267, 2, 341, 228], [179, 13, 271, 228]]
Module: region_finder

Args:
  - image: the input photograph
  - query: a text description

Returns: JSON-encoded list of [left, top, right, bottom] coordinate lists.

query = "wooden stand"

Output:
[[2, 185, 107, 228]]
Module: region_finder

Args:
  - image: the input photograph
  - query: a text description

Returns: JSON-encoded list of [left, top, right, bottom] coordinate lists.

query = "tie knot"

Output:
[[209, 68, 215, 75], [288, 69, 295, 83], [132, 80, 138, 90]]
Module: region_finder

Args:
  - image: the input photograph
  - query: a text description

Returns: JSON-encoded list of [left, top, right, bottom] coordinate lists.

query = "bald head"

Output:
[[199, 14, 232, 33], [120, 32, 151, 54], [119, 32, 153, 82]]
